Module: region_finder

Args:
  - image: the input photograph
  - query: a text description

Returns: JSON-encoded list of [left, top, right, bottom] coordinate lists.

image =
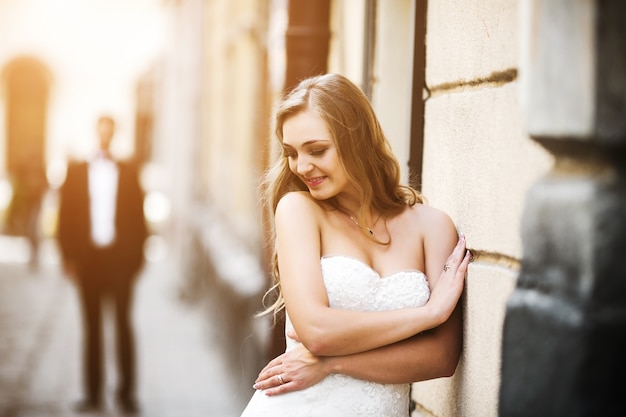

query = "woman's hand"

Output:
[[253, 332, 328, 396], [426, 233, 470, 326]]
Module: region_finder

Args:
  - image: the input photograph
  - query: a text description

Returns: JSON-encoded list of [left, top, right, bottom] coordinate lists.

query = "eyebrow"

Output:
[[282, 139, 330, 149]]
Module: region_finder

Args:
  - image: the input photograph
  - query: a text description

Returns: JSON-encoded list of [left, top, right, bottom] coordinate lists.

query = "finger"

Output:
[[258, 355, 284, 377], [266, 355, 284, 368], [454, 234, 467, 255], [255, 373, 288, 391], [256, 363, 281, 383], [257, 369, 279, 385], [264, 381, 294, 397], [256, 365, 272, 380], [443, 236, 467, 273], [455, 248, 471, 272], [451, 250, 472, 281], [457, 250, 471, 274], [286, 330, 300, 342], [264, 376, 303, 397], [254, 372, 281, 389]]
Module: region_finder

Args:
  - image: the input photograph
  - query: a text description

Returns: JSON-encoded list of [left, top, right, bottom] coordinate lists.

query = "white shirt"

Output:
[[88, 154, 119, 247]]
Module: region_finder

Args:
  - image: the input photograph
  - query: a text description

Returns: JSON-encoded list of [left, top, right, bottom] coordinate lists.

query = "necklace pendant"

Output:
[[349, 215, 375, 238]]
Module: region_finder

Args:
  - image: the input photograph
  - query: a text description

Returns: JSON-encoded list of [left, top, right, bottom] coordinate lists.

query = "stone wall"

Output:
[[411, 1, 553, 416]]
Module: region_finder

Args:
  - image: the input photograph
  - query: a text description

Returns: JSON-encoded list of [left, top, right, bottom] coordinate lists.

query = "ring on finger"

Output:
[[277, 374, 284, 385]]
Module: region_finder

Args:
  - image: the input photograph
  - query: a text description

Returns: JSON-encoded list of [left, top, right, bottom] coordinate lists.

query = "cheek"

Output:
[[287, 158, 297, 174], [335, 163, 351, 184]]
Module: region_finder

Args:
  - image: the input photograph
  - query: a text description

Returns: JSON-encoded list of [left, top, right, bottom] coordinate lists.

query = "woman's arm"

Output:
[[326, 302, 462, 383], [254, 304, 462, 395], [275, 192, 467, 356], [254, 202, 465, 394]]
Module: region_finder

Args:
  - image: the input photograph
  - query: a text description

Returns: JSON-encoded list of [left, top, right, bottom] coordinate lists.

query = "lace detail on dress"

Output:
[[320, 255, 429, 311], [242, 256, 431, 417]]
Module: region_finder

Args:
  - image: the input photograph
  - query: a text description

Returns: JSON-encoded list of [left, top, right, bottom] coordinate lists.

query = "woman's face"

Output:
[[281, 109, 354, 201]]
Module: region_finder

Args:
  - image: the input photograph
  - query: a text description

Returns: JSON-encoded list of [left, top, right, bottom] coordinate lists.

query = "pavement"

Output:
[[0, 236, 261, 417]]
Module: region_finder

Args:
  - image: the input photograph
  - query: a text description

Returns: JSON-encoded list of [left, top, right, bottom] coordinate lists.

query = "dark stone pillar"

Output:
[[499, 1, 626, 416]]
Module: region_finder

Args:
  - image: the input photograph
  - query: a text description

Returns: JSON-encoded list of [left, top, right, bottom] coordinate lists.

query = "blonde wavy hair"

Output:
[[259, 73, 425, 317]]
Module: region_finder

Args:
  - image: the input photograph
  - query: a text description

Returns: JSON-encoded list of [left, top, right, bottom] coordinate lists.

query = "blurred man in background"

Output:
[[57, 115, 147, 414]]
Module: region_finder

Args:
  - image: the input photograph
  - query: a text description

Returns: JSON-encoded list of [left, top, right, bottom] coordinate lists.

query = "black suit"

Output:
[[57, 158, 148, 404]]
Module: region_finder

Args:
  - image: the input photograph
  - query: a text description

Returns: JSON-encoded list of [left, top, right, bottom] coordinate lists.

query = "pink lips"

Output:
[[305, 176, 326, 187]]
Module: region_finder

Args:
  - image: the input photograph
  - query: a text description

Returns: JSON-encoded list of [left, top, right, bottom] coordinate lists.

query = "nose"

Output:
[[296, 155, 313, 175]]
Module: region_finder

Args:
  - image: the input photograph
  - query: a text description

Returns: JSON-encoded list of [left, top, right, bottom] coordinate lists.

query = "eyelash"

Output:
[[283, 149, 326, 158]]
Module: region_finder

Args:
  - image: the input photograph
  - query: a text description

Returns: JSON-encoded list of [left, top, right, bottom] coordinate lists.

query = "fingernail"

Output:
[[253, 384, 258, 389]]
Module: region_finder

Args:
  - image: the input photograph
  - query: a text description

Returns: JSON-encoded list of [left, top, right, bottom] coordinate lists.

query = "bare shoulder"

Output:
[[275, 191, 324, 221], [407, 203, 458, 240]]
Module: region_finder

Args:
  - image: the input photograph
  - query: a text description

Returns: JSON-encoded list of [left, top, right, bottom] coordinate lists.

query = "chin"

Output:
[[311, 189, 339, 202], [307, 188, 327, 200]]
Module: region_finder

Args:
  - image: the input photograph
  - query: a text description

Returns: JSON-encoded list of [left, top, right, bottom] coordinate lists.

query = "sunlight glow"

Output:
[[144, 191, 171, 224], [0, 0, 169, 160]]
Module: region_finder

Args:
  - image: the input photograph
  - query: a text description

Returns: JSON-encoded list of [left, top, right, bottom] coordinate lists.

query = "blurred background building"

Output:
[[0, 0, 624, 416]]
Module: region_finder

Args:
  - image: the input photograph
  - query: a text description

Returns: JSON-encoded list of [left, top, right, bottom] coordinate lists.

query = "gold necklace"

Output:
[[348, 213, 382, 237]]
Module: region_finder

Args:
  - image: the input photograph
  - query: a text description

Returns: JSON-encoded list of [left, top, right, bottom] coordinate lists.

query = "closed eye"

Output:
[[282, 148, 327, 158], [282, 140, 331, 158], [309, 148, 326, 156]]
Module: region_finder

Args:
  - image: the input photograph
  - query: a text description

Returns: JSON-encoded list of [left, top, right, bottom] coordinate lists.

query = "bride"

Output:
[[240, 73, 470, 417]]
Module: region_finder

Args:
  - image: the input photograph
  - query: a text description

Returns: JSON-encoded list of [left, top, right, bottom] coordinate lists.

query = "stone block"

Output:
[[426, 0, 519, 87], [422, 82, 552, 259]]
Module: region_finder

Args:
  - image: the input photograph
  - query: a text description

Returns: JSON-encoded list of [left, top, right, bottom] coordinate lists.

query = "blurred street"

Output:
[[0, 236, 255, 417]]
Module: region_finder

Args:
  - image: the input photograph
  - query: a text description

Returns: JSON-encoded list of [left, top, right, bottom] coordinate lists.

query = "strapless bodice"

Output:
[[241, 256, 430, 417], [285, 255, 430, 350]]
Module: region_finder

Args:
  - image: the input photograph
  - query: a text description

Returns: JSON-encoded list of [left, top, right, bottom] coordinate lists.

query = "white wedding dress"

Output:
[[240, 255, 430, 417]]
